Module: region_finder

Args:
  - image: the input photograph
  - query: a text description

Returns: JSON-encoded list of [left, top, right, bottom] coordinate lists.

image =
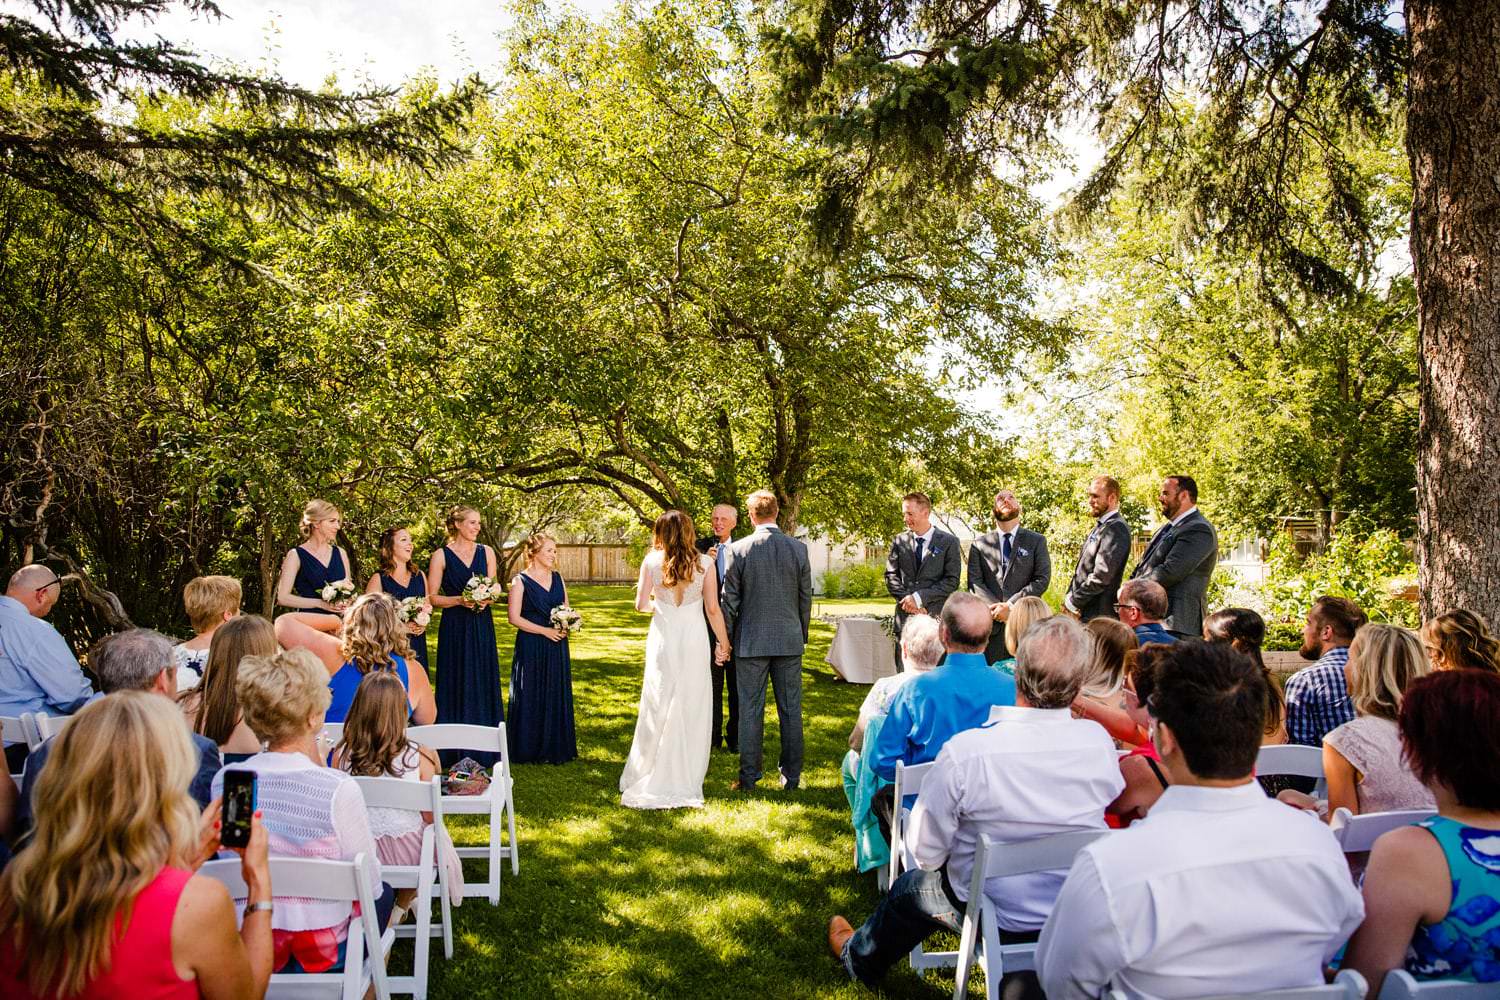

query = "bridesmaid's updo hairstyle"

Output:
[[444, 505, 479, 538], [378, 527, 421, 576], [654, 510, 699, 588], [299, 498, 341, 540], [524, 533, 555, 561]]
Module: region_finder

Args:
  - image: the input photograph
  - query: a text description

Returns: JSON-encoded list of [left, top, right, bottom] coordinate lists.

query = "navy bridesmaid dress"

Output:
[[508, 572, 577, 764], [435, 544, 503, 767], [380, 570, 429, 669], [293, 545, 346, 615]]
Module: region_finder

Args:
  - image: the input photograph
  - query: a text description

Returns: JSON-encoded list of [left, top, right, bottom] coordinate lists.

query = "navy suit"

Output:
[[696, 534, 738, 751]]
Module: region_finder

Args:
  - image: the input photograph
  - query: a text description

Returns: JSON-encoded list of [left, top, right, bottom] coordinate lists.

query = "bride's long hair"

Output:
[[654, 510, 700, 588]]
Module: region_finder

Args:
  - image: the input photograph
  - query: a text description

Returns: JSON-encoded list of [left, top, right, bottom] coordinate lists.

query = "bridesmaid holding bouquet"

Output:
[[276, 498, 352, 620], [367, 526, 432, 670], [506, 533, 578, 764], [429, 506, 504, 766]]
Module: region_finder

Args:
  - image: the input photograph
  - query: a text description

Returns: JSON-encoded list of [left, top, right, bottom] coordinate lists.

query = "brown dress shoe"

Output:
[[730, 779, 754, 792], [828, 915, 855, 958]]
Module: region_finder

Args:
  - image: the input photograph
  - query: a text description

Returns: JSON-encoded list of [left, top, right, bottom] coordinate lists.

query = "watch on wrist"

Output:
[[244, 900, 273, 919]]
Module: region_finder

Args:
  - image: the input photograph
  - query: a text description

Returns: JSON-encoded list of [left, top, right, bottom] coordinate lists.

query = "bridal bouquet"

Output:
[[462, 575, 503, 605], [319, 580, 357, 607], [550, 605, 583, 635], [395, 596, 431, 628]]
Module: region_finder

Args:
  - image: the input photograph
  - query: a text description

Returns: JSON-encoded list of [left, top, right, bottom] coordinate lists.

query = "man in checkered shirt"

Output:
[[1282, 596, 1368, 746]]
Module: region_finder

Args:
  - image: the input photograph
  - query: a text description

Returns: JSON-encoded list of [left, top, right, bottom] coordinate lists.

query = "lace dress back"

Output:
[[646, 551, 709, 607]]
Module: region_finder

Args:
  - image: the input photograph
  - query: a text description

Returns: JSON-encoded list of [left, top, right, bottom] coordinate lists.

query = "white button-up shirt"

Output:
[[908, 705, 1123, 931], [1036, 780, 1364, 1000]]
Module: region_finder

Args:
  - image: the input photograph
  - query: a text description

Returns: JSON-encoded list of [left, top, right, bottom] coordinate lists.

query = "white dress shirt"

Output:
[[1036, 780, 1364, 1000], [909, 526, 937, 608], [908, 706, 1123, 931]]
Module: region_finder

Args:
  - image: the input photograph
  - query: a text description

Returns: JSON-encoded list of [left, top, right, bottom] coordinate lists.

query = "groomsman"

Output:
[[967, 489, 1051, 663], [1129, 475, 1219, 640], [884, 492, 962, 632], [1064, 476, 1133, 622], [696, 503, 739, 752]]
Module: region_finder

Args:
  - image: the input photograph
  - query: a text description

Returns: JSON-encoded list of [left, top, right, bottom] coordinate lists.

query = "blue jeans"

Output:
[[735, 654, 803, 786], [843, 867, 964, 985]]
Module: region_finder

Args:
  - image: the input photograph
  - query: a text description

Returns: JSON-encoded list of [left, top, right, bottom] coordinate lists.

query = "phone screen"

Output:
[[221, 769, 256, 849]]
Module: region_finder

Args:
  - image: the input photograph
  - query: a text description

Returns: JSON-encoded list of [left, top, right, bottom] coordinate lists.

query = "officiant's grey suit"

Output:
[[720, 523, 812, 789], [967, 527, 1051, 663], [1129, 509, 1219, 639], [884, 528, 962, 632]]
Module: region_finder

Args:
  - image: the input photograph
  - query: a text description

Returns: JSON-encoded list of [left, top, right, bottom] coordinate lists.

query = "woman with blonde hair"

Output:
[[1420, 609, 1500, 673], [0, 691, 273, 998], [506, 532, 578, 763], [276, 499, 352, 616], [993, 595, 1052, 672], [1071, 618, 1144, 743], [173, 575, 242, 689], [366, 525, 432, 669], [428, 505, 503, 763], [181, 614, 276, 764], [620, 510, 732, 809]]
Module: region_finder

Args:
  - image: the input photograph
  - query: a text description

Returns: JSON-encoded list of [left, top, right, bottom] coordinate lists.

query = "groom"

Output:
[[720, 489, 812, 791]]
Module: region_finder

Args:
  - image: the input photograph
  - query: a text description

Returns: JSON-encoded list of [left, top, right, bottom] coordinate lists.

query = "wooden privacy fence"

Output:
[[555, 544, 633, 584]]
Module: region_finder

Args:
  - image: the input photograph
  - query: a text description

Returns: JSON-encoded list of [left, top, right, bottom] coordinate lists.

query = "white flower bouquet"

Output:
[[462, 575, 503, 605], [550, 605, 583, 635], [319, 580, 357, 607], [395, 596, 431, 628]]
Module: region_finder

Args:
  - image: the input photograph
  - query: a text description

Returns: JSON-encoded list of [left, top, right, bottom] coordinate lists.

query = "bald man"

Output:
[[696, 503, 740, 751], [0, 565, 94, 766]]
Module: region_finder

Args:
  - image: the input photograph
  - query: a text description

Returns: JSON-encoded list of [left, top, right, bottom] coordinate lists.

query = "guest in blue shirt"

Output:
[[1116, 579, 1177, 646], [0, 565, 94, 723], [869, 593, 1016, 837]]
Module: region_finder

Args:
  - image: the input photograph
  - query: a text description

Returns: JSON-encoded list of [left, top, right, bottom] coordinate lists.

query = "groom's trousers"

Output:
[[735, 654, 803, 787]]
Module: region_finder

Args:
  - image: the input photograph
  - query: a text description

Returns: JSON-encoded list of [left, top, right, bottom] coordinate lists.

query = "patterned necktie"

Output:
[[914, 536, 925, 567], [1002, 531, 1013, 571]]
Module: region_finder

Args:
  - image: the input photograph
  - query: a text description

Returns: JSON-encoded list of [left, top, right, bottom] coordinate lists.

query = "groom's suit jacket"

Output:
[[884, 528, 962, 631], [1065, 512, 1133, 622], [1129, 508, 1219, 638], [720, 525, 812, 659]]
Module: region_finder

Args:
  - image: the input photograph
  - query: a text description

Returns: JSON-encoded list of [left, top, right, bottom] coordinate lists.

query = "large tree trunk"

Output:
[[1407, 0, 1500, 622]]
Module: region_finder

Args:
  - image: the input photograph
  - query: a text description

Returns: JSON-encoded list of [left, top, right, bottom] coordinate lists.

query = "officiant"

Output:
[[697, 503, 740, 753], [967, 489, 1051, 664]]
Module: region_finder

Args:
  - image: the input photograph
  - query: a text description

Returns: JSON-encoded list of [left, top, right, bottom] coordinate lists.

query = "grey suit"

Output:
[[1129, 509, 1219, 639], [720, 524, 812, 788], [884, 528, 962, 632], [1065, 513, 1133, 622], [967, 527, 1051, 662]]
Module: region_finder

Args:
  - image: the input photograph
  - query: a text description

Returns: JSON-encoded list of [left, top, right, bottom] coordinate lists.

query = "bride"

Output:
[[620, 510, 732, 809]]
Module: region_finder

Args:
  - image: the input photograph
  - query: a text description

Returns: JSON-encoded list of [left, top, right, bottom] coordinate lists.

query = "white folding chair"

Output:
[[198, 853, 391, 1000], [885, 760, 949, 974], [1106, 969, 1367, 1000], [321, 722, 345, 746], [954, 830, 1109, 1000], [30, 712, 68, 745], [1377, 969, 1496, 997], [2, 714, 29, 784], [1330, 807, 1437, 854], [407, 723, 517, 904], [1256, 744, 1327, 795], [354, 776, 452, 999]]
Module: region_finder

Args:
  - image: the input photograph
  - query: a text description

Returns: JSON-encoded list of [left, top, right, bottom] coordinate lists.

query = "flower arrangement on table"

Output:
[[319, 580, 357, 608], [550, 605, 583, 635], [462, 575, 503, 606], [394, 596, 431, 628]]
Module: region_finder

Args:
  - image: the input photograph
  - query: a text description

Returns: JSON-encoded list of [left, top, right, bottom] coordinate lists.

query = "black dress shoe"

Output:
[[780, 775, 799, 791]]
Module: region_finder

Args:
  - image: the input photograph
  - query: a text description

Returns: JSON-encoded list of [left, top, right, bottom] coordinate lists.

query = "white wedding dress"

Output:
[[619, 552, 713, 809]]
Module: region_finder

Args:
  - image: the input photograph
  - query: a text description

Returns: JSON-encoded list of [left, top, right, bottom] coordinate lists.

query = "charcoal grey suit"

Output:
[[884, 528, 962, 632], [1065, 512, 1133, 622], [720, 523, 812, 788], [967, 526, 1051, 662], [1129, 508, 1219, 639]]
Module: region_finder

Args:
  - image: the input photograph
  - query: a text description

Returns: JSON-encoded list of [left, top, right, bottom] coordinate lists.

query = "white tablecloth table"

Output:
[[826, 616, 899, 684]]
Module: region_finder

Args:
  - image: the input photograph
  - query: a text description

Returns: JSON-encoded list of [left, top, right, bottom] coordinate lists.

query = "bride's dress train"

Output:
[[620, 552, 712, 809]]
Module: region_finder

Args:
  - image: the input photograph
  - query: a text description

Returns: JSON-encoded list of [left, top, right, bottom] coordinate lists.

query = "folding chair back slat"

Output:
[[406, 722, 517, 904], [1255, 744, 1325, 779], [1330, 807, 1437, 854], [1376, 969, 1498, 997]]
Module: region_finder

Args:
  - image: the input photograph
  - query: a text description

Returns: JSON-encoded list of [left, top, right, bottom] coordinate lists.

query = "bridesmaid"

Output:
[[367, 526, 432, 671], [429, 505, 503, 766], [506, 533, 577, 764], [276, 498, 351, 618]]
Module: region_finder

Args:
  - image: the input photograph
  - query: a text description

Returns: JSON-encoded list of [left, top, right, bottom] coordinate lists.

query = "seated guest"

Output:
[[332, 672, 463, 916], [1283, 623, 1434, 819], [1072, 618, 1142, 744], [1037, 641, 1364, 999], [848, 615, 943, 753], [1284, 595, 1367, 746], [1343, 670, 1500, 994], [19, 629, 221, 832], [173, 575, 242, 690], [992, 595, 1052, 672], [0, 565, 93, 771], [1115, 579, 1175, 645], [182, 615, 276, 765], [0, 691, 273, 998], [1107, 647, 1168, 825], [828, 615, 1122, 990], [1420, 609, 1500, 674], [217, 647, 392, 974], [1203, 607, 1287, 746], [275, 594, 436, 725]]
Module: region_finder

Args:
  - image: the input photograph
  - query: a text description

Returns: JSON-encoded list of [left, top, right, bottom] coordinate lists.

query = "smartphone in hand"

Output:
[[221, 769, 257, 849]]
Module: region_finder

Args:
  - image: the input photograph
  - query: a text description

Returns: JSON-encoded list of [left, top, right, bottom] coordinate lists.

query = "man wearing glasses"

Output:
[[1114, 580, 1176, 645], [0, 565, 96, 762]]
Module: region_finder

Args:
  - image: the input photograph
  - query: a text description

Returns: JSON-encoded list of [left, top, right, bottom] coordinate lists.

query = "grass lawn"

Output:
[[420, 585, 959, 998]]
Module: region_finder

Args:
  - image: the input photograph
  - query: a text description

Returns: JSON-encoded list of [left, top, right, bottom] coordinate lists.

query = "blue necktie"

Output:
[[1002, 532, 1012, 572], [914, 536, 925, 567]]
